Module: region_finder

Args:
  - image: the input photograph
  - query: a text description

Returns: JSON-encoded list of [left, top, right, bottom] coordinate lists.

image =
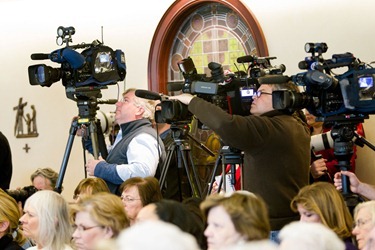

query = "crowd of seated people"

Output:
[[5, 86, 375, 250], [2, 170, 375, 250]]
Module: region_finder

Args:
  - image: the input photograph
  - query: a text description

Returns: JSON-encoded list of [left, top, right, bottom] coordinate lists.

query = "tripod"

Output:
[[326, 115, 372, 214], [159, 123, 215, 199], [207, 146, 244, 195], [55, 87, 114, 193]]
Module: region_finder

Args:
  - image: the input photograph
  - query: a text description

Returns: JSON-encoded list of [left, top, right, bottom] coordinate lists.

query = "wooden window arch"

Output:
[[148, 0, 268, 93]]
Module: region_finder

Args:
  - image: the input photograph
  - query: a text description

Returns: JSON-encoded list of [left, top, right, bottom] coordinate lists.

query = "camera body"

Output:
[[272, 43, 375, 118], [28, 26, 126, 102], [161, 55, 286, 123]]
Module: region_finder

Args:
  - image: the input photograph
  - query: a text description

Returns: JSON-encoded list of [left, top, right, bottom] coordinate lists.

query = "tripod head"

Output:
[[324, 115, 368, 212]]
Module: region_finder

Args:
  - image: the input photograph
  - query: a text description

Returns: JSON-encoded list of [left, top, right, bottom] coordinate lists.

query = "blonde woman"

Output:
[[19, 190, 73, 250], [70, 192, 130, 250]]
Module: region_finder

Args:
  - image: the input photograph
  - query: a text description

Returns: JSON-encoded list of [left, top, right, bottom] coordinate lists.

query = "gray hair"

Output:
[[24, 190, 72, 250]]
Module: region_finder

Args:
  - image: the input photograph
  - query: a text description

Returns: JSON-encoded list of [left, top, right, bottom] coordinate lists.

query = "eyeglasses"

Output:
[[353, 218, 372, 229], [73, 225, 103, 232], [254, 90, 272, 98], [121, 195, 141, 203]]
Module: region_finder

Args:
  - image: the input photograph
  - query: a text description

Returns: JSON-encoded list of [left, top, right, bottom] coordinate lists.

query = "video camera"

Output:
[[162, 55, 286, 123], [272, 42, 375, 118], [28, 26, 126, 102]]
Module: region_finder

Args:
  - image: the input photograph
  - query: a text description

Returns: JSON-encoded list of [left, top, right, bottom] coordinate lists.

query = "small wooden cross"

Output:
[[23, 144, 30, 153]]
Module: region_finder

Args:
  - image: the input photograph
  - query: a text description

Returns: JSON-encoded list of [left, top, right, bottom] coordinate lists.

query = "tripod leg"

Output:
[[207, 155, 222, 196], [159, 145, 175, 188], [55, 119, 79, 193]]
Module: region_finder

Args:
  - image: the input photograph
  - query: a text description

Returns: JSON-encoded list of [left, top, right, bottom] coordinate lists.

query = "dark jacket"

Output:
[[189, 97, 311, 230]]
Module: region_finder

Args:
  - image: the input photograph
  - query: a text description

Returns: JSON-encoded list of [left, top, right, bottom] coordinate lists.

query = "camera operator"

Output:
[[85, 88, 166, 194], [170, 75, 311, 241]]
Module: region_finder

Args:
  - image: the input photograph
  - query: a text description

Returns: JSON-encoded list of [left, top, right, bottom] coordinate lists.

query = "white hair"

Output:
[[116, 220, 200, 250], [278, 221, 345, 250]]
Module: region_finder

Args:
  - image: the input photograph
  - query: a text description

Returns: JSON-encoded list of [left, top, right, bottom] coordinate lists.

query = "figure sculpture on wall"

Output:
[[13, 97, 27, 136], [13, 98, 38, 138]]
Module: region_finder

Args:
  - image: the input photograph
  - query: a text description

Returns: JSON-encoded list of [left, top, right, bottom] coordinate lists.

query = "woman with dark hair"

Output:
[[136, 199, 206, 249], [119, 176, 162, 225]]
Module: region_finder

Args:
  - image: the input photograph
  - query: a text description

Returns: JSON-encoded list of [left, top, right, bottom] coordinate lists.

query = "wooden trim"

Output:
[[148, 0, 268, 93]]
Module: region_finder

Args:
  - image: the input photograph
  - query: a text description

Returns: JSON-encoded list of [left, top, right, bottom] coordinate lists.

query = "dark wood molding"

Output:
[[148, 0, 268, 93]]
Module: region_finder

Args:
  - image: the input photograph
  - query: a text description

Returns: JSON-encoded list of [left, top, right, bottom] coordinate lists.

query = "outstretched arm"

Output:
[[334, 170, 375, 200]]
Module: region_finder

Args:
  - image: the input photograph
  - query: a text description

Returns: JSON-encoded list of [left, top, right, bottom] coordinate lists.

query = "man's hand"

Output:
[[85, 156, 105, 176], [169, 93, 195, 105], [310, 158, 328, 179]]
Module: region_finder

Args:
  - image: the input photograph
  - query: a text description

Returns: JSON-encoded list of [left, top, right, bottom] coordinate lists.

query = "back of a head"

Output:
[[279, 221, 345, 250], [116, 220, 200, 250]]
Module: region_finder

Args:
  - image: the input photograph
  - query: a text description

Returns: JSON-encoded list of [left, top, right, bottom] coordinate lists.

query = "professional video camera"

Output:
[[27, 26, 127, 193], [163, 55, 286, 122], [6, 185, 38, 204], [272, 42, 375, 117], [28, 26, 126, 102]]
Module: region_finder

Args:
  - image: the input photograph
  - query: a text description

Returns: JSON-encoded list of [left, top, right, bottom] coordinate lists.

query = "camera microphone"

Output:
[[31, 53, 50, 60], [135, 89, 164, 101], [237, 55, 254, 64]]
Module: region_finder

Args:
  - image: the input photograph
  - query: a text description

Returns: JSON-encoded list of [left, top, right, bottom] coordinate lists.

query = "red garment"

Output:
[[225, 164, 242, 190], [311, 123, 364, 183]]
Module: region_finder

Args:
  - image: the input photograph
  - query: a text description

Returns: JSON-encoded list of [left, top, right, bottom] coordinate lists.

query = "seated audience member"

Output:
[[72, 177, 110, 203], [278, 221, 345, 250], [352, 201, 375, 249], [116, 220, 200, 250], [364, 226, 375, 250], [136, 199, 206, 249], [19, 190, 73, 250], [0, 189, 27, 249], [0, 131, 13, 191], [199, 191, 270, 250], [334, 171, 375, 201], [225, 240, 277, 250], [291, 182, 357, 249], [120, 176, 162, 226], [70, 192, 130, 250], [30, 167, 58, 191]]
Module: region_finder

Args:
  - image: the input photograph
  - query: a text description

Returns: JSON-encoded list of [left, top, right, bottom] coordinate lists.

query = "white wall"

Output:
[[1, 0, 374, 201]]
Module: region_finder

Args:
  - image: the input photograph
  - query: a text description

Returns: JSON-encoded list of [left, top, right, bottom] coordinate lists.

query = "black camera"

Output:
[[6, 185, 38, 204], [272, 42, 375, 117], [28, 26, 126, 102]]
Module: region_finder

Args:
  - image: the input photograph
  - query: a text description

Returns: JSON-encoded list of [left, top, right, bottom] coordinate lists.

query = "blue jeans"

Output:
[[269, 230, 280, 244]]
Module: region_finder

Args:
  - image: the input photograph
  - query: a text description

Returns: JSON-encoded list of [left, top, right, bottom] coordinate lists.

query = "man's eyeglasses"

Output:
[[254, 90, 272, 98], [121, 195, 141, 203]]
